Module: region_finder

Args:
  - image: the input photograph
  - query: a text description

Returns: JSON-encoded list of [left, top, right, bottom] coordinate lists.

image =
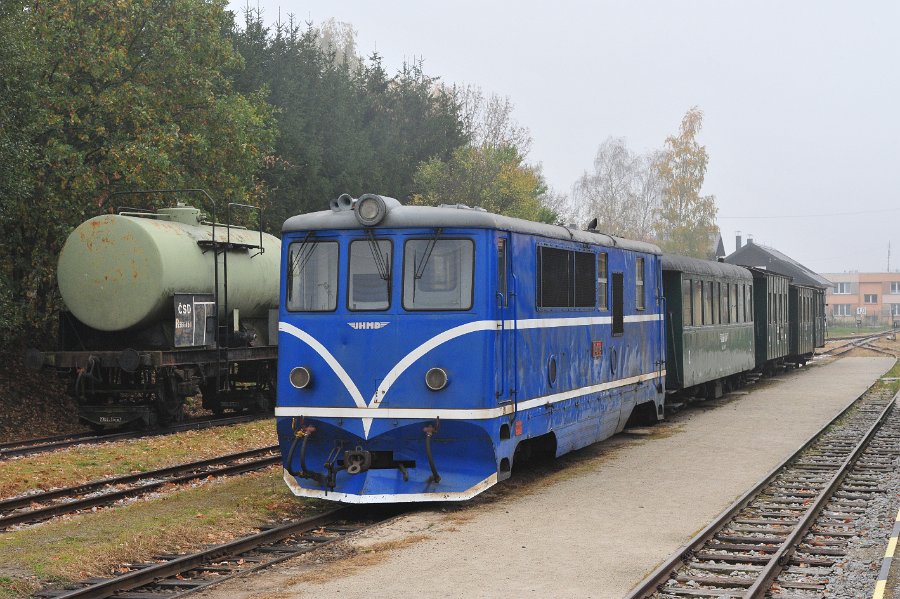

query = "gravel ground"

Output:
[[824, 401, 900, 598], [197, 357, 894, 599]]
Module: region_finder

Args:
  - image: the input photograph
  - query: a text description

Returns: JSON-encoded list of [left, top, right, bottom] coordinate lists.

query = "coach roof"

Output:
[[661, 253, 752, 280], [283, 203, 661, 255]]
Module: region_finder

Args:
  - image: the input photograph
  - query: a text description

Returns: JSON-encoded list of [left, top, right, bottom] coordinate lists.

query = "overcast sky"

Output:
[[229, 0, 900, 275]]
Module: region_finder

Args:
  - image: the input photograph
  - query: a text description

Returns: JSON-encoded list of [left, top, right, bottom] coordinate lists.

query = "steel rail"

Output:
[[50, 507, 352, 599], [624, 381, 898, 599], [0, 414, 267, 460], [0, 446, 279, 529], [744, 394, 896, 596], [0, 431, 97, 452]]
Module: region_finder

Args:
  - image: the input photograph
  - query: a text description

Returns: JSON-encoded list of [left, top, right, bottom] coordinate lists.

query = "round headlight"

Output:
[[289, 366, 312, 389], [355, 194, 387, 226], [425, 367, 448, 391]]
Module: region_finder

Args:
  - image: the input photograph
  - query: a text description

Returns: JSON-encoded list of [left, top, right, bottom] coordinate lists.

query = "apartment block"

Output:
[[822, 272, 900, 325]]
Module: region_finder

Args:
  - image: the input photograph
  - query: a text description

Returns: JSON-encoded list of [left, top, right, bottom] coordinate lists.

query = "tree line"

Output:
[[0, 1, 717, 345]]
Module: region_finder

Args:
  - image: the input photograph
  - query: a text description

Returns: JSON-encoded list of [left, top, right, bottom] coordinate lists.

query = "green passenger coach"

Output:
[[789, 284, 817, 365], [747, 268, 790, 374], [661, 255, 756, 398]]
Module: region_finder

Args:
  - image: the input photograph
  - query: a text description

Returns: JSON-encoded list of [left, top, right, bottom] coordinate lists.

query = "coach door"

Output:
[[495, 236, 517, 405]]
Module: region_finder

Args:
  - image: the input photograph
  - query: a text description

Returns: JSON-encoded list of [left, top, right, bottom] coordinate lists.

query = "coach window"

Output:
[[598, 253, 608, 310], [635, 257, 645, 310], [747, 285, 753, 321], [713, 282, 721, 324], [731, 284, 738, 324], [704, 281, 713, 325], [403, 239, 474, 311], [692, 278, 702, 326], [682, 279, 692, 325], [348, 239, 392, 311], [286, 240, 339, 312], [723, 283, 731, 323], [737, 284, 745, 323]]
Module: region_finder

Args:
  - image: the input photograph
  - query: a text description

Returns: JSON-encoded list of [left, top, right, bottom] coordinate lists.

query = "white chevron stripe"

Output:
[[279, 314, 664, 436], [278, 322, 367, 409], [275, 370, 666, 421]]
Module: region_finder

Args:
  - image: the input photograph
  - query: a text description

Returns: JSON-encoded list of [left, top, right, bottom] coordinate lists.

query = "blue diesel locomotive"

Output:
[[275, 194, 666, 502]]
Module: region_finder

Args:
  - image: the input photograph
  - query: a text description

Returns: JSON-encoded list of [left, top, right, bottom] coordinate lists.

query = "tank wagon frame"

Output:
[[32, 190, 281, 429]]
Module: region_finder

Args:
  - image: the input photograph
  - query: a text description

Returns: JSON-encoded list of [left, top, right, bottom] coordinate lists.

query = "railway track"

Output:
[[820, 330, 896, 358], [34, 506, 396, 599], [626, 384, 900, 599], [0, 414, 268, 460], [0, 446, 280, 530]]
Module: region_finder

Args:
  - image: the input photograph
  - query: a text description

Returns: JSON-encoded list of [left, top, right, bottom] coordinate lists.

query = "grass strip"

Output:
[[0, 419, 277, 498], [0, 468, 324, 597]]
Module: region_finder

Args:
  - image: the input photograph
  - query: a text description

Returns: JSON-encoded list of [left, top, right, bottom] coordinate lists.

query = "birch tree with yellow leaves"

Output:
[[653, 107, 719, 258]]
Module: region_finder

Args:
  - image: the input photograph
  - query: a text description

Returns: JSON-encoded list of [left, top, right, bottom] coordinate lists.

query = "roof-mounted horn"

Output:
[[330, 193, 355, 213]]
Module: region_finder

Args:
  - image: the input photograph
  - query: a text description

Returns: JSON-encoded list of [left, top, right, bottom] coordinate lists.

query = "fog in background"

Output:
[[230, 0, 900, 274]]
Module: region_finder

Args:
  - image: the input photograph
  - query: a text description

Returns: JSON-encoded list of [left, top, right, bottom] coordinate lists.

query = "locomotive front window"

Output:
[[348, 239, 392, 311], [403, 239, 474, 311], [286, 240, 339, 312]]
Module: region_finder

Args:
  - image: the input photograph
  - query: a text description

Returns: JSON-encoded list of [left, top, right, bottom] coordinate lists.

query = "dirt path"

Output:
[[201, 356, 895, 599]]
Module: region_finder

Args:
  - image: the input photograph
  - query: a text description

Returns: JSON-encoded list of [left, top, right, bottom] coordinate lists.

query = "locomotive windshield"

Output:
[[286, 240, 339, 311], [403, 239, 474, 311], [348, 239, 392, 310]]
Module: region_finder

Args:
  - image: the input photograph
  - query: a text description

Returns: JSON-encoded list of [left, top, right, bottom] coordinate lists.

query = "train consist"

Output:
[[275, 194, 826, 503], [29, 195, 281, 429]]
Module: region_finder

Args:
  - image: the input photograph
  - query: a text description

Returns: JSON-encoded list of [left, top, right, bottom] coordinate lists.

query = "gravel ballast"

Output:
[[199, 357, 894, 599]]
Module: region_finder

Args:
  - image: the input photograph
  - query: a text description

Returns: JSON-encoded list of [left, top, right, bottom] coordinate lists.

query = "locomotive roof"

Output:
[[282, 204, 661, 255], [661, 253, 752, 280]]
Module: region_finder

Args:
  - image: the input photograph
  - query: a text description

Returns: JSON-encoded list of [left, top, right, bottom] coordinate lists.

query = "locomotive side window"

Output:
[[573, 251, 596, 307], [612, 272, 624, 336], [536, 246, 596, 309], [635, 257, 645, 310], [403, 239, 474, 311], [682, 278, 692, 326], [286, 240, 339, 312], [597, 252, 608, 310], [348, 239, 392, 311]]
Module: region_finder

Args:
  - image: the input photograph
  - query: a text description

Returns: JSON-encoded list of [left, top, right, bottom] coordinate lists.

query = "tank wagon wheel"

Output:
[[156, 372, 185, 425], [254, 366, 276, 414], [199, 377, 225, 416]]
